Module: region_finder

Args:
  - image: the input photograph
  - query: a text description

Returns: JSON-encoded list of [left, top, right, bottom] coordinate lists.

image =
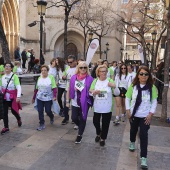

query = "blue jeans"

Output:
[[37, 99, 54, 125]]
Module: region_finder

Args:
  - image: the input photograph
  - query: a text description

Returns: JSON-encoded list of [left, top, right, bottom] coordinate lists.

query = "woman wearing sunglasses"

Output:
[[114, 64, 129, 124], [125, 66, 157, 169], [66, 61, 93, 144], [89, 65, 116, 146]]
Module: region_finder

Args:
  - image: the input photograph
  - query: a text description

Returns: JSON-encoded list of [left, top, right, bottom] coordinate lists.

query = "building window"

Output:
[[122, 0, 128, 3]]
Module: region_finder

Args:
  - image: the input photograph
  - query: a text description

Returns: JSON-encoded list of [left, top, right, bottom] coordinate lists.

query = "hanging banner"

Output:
[[137, 44, 144, 63], [86, 38, 99, 66]]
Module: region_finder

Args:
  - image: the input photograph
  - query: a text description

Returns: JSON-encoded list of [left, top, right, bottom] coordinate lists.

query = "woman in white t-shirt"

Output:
[[48, 58, 57, 81], [32, 65, 57, 131], [114, 64, 129, 124], [56, 57, 67, 116], [90, 65, 116, 146], [125, 66, 157, 169]]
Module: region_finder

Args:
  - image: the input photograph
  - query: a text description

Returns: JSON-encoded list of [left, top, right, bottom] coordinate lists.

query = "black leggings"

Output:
[[57, 87, 66, 110], [93, 112, 112, 140], [3, 101, 21, 128], [130, 117, 150, 158]]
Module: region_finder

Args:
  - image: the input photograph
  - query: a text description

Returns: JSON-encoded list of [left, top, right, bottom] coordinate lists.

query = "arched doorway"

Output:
[[67, 43, 78, 59], [1, 0, 19, 59]]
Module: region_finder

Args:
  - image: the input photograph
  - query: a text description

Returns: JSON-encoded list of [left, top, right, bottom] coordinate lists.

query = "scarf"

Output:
[[131, 83, 152, 118], [76, 73, 87, 81]]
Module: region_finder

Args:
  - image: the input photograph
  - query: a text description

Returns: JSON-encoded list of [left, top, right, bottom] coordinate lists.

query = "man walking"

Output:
[[61, 55, 77, 125], [21, 49, 27, 69], [14, 47, 21, 62]]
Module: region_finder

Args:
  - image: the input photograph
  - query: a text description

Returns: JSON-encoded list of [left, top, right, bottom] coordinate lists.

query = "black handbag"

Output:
[[0, 74, 14, 120], [118, 87, 127, 98]]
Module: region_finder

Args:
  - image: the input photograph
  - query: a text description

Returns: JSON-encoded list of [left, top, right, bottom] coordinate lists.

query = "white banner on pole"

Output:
[[86, 38, 99, 66], [137, 44, 144, 63]]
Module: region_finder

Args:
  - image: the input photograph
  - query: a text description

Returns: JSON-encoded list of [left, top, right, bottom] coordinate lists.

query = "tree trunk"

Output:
[[64, 9, 69, 59], [83, 28, 86, 60], [0, 20, 10, 62], [161, 9, 170, 121], [141, 40, 147, 65], [99, 36, 102, 59]]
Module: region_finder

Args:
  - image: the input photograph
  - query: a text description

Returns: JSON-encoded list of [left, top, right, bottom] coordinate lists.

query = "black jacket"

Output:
[[0, 93, 4, 119]]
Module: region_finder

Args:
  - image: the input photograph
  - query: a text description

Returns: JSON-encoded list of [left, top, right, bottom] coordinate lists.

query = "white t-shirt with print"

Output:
[[36, 76, 56, 101], [1, 72, 21, 101], [57, 68, 67, 89], [71, 79, 85, 107], [126, 84, 157, 118], [115, 74, 129, 90], [93, 79, 112, 113], [65, 67, 76, 91]]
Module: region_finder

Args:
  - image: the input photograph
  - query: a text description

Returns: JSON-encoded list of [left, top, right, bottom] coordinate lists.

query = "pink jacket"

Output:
[[2, 89, 22, 114]]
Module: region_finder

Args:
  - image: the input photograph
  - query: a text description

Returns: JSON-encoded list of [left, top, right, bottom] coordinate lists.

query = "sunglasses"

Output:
[[68, 61, 74, 64], [99, 71, 107, 73], [121, 67, 126, 70], [79, 67, 87, 70], [139, 72, 149, 77]]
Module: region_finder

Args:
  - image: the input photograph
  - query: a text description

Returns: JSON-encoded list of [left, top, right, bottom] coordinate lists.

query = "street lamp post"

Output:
[[146, 42, 150, 62], [120, 47, 123, 61], [151, 30, 157, 70], [125, 52, 128, 61], [105, 42, 109, 60], [37, 0, 47, 65], [88, 30, 93, 43]]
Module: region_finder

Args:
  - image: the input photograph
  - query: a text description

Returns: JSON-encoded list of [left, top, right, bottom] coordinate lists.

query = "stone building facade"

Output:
[[1, 0, 123, 64]]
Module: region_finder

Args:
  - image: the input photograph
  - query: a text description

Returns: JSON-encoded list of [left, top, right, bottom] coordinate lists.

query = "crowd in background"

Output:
[[0, 49, 163, 169]]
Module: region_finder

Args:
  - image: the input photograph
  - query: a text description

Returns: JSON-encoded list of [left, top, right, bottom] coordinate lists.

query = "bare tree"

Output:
[[72, 0, 92, 59], [161, 0, 170, 121], [48, 0, 81, 59], [116, 0, 166, 67], [87, 2, 116, 58]]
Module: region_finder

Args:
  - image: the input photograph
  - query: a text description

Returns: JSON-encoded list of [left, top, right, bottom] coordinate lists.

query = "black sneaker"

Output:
[[95, 136, 100, 142], [61, 118, 69, 125], [100, 140, 105, 146], [75, 135, 82, 144], [17, 119, 22, 127], [1, 128, 9, 135]]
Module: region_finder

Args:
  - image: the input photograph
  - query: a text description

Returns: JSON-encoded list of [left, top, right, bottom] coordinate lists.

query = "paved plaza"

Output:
[[0, 85, 169, 170]]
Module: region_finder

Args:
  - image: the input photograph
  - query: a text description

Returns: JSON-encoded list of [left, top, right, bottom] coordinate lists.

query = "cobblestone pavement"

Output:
[[0, 85, 169, 170]]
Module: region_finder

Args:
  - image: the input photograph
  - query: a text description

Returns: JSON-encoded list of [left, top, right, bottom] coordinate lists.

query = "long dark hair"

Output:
[[56, 57, 65, 72], [119, 64, 127, 80], [132, 66, 153, 86]]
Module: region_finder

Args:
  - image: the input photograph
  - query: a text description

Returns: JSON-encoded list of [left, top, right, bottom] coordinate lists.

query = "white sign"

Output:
[[86, 38, 99, 66]]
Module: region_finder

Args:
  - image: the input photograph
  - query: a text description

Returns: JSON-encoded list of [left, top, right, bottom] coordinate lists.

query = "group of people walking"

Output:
[[0, 55, 158, 169]]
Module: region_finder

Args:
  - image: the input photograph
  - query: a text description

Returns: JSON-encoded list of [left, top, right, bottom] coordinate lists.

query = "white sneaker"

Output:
[[74, 125, 78, 130]]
